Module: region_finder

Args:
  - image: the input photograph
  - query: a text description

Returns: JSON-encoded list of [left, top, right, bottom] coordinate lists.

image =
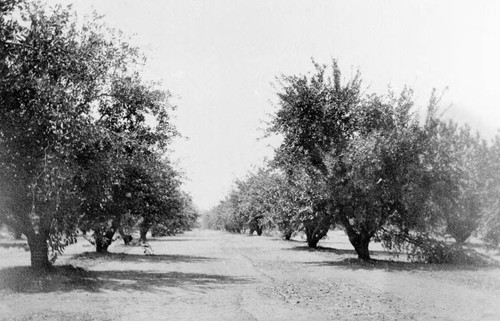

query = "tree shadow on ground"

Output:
[[0, 265, 251, 294], [72, 251, 216, 263], [304, 257, 500, 272], [291, 245, 499, 271], [286, 245, 389, 257], [0, 242, 29, 251], [147, 238, 197, 242]]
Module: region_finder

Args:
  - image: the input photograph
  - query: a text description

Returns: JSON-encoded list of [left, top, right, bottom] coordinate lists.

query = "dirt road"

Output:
[[1, 229, 499, 320]]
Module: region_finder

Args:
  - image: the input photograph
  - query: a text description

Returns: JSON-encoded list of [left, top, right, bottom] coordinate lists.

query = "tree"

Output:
[[76, 78, 177, 251], [0, 2, 109, 267], [334, 91, 433, 260], [427, 121, 488, 243], [0, 2, 178, 264], [262, 172, 301, 240], [481, 133, 500, 248], [269, 61, 444, 260], [269, 61, 361, 251], [151, 191, 199, 238]]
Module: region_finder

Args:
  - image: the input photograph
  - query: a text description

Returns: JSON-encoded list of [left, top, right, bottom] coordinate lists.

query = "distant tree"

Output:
[[481, 133, 500, 248], [211, 196, 246, 233], [427, 121, 488, 243], [283, 169, 333, 247], [151, 191, 199, 238], [263, 172, 301, 240], [234, 168, 277, 236]]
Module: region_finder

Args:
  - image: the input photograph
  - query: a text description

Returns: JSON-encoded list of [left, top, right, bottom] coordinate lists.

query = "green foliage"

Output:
[[378, 228, 491, 265], [151, 191, 199, 237], [0, 1, 107, 265], [267, 60, 495, 260], [480, 134, 500, 248], [0, 1, 187, 265], [427, 121, 488, 243]]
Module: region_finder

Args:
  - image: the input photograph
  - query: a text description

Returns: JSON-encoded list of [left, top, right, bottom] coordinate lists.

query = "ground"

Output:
[[0, 229, 499, 321]]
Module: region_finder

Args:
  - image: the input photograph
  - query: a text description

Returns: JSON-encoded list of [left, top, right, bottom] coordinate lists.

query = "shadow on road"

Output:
[[72, 251, 216, 263], [0, 241, 29, 251], [0, 265, 251, 294], [303, 257, 499, 272], [286, 245, 389, 256], [148, 238, 198, 242]]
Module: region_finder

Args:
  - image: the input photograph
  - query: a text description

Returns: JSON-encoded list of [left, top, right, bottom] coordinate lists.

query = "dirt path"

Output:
[[1, 229, 499, 320]]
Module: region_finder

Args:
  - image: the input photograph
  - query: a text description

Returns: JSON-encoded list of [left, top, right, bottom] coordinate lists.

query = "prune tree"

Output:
[[269, 61, 359, 252], [284, 169, 333, 247], [76, 72, 177, 251], [0, 2, 177, 264], [481, 134, 500, 247], [427, 121, 488, 243], [151, 191, 199, 238], [270, 61, 441, 260], [0, 2, 113, 267], [262, 172, 302, 240], [335, 91, 434, 260], [204, 200, 242, 232], [233, 168, 278, 236]]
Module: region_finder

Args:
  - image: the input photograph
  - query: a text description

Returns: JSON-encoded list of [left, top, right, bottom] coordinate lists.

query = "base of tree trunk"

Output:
[[122, 235, 133, 245], [304, 224, 328, 248], [346, 231, 372, 261], [95, 239, 110, 252], [95, 229, 116, 252], [28, 235, 51, 269], [140, 229, 148, 243]]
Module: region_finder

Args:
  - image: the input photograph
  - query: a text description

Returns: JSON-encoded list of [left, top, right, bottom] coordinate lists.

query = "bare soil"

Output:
[[0, 229, 499, 321]]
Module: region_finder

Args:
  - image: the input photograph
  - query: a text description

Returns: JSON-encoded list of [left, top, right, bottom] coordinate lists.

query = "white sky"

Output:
[[45, 0, 500, 210]]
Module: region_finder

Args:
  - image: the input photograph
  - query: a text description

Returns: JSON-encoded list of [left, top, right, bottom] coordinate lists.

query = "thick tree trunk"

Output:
[[118, 227, 132, 245], [27, 234, 50, 269], [95, 237, 109, 252], [307, 237, 320, 248], [345, 228, 372, 261], [13, 226, 23, 240], [283, 230, 293, 241], [304, 223, 329, 248], [14, 231, 22, 240], [140, 218, 151, 243], [95, 229, 116, 252]]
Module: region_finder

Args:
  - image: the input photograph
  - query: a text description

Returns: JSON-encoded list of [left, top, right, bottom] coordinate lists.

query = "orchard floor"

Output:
[[1, 229, 500, 321]]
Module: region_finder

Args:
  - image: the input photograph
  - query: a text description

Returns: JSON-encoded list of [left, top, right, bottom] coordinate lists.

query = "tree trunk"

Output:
[[307, 237, 320, 248], [283, 230, 293, 241], [95, 229, 116, 252], [12, 225, 23, 240], [140, 218, 151, 243], [27, 234, 50, 269], [95, 237, 109, 252], [118, 227, 132, 245], [140, 226, 148, 243], [345, 228, 372, 261], [304, 223, 328, 248]]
